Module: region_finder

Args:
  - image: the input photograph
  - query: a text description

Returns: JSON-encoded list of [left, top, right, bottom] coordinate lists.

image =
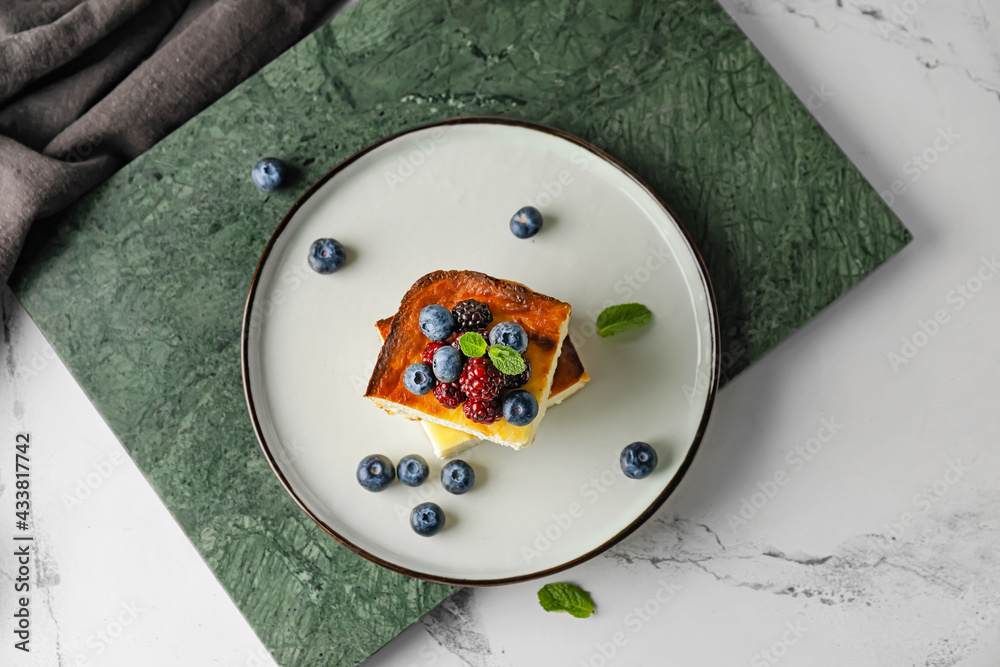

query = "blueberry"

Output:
[[398, 454, 429, 487], [419, 304, 454, 342], [307, 238, 346, 274], [252, 157, 287, 192], [357, 454, 395, 492], [620, 442, 658, 479], [432, 345, 464, 383], [403, 363, 435, 395], [502, 390, 538, 427], [441, 460, 475, 495], [488, 321, 528, 354], [410, 502, 445, 536], [510, 206, 543, 239]]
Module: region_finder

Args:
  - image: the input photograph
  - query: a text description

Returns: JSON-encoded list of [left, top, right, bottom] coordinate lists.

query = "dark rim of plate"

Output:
[[240, 116, 721, 587]]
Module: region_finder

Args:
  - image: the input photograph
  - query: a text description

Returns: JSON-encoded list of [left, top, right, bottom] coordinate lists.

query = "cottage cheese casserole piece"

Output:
[[365, 270, 574, 449]]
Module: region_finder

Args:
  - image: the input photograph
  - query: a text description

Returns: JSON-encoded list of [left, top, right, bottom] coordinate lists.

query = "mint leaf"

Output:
[[537, 583, 595, 618], [488, 344, 527, 375], [458, 331, 487, 358], [596, 303, 652, 338]]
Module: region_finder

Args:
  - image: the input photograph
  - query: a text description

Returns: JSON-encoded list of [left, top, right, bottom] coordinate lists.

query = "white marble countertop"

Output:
[[3, 0, 1000, 665]]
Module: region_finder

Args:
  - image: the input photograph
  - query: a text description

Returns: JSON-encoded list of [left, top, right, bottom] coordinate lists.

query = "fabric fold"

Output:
[[0, 0, 336, 285]]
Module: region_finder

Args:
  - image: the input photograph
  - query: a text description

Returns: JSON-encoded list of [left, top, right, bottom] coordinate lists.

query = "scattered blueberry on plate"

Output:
[[307, 238, 346, 274], [620, 442, 658, 479], [410, 502, 445, 536], [441, 459, 475, 495], [432, 345, 464, 383], [419, 304, 455, 341], [502, 390, 538, 426], [398, 454, 430, 487], [357, 454, 395, 492], [252, 157, 287, 192], [489, 321, 528, 354], [403, 363, 436, 395], [510, 206, 543, 239]]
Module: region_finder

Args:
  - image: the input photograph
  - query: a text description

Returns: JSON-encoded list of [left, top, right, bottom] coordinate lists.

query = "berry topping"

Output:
[[452, 299, 493, 332], [510, 205, 543, 239], [620, 442, 658, 479], [307, 238, 346, 274], [422, 341, 446, 364], [463, 397, 502, 424], [433, 381, 467, 409], [403, 363, 435, 395], [432, 345, 464, 383], [502, 390, 538, 427], [440, 460, 476, 494], [410, 502, 445, 536], [488, 321, 528, 354], [356, 454, 395, 492], [459, 356, 505, 401], [505, 358, 532, 388], [419, 304, 455, 341], [397, 454, 430, 487]]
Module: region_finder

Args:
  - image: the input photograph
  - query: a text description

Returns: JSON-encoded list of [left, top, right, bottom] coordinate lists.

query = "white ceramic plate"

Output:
[[242, 118, 719, 585]]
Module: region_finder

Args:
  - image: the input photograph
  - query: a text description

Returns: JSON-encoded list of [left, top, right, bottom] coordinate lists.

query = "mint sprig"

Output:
[[537, 583, 595, 618], [458, 331, 487, 358], [596, 303, 652, 338], [488, 344, 527, 375]]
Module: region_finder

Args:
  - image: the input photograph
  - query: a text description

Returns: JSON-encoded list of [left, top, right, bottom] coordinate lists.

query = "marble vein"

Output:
[[736, 0, 1000, 104], [409, 493, 1000, 666], [421, 589, 495, 667]]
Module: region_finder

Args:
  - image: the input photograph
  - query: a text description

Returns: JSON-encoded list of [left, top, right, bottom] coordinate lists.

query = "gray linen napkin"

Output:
[[0, 0, 337, 284]]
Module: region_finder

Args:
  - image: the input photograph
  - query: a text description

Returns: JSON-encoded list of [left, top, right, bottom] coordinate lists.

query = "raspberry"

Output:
[[452, 299, 493, 332], [505, 358, 532, 388], [463, 397, 501, 424], [422, 341, 446, 364], [433, 382, 466, 409], [459, 356, 504, 401]]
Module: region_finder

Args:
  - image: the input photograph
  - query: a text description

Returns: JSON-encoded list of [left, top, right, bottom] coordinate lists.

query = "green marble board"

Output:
[[10, 0, 910, 664]]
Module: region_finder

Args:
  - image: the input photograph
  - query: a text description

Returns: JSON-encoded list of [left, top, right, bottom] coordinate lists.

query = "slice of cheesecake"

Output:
[[366, 270, 573, 449], [375, 318, 590, 458]]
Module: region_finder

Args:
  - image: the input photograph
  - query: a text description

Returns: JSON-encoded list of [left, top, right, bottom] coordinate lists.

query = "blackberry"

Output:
[[452, 299, 493, 332], [422, 341, 446, 365], [433, 381, 466, 409], [463, 397, 501, 424], [459, 357, 505, 401], [505, 358, 532, 388]]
